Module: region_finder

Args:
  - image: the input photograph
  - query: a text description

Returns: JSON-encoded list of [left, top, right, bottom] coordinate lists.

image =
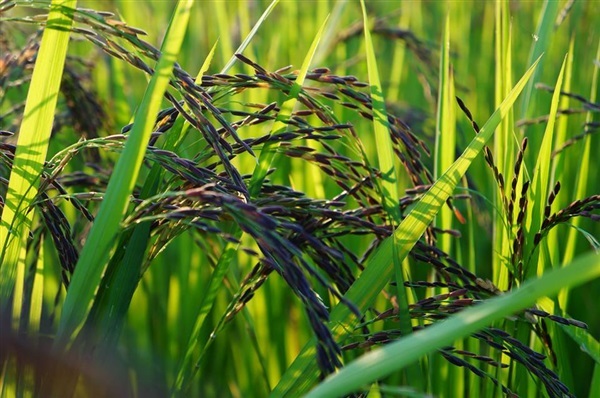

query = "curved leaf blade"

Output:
[[306, 251, 600, 397]]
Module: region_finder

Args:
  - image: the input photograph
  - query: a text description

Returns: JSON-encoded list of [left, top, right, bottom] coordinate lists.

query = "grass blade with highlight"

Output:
[[359, 0, 400, 221], [360, 0, 420, 387], [524, 55, 567, 277], [76, 41, 219, 368], [0, 0, 76, 307], [520, 0, 559, 120], [562, 41, 600, 267], [221, 0, 279, 75], [55, 0, 194, 346], [305, 251, 600, 398], [433, 15, 460, 397], [434, 15, 457, 255]]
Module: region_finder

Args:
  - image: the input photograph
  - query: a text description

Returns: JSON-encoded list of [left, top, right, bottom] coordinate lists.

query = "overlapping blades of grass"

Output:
[[55, 0, 194, 346], [76, 38, 220, 367], [359, 0, 420, 386], [524, 56, 567, 277], [520, 0, 559, 121], [272, 55, 542, 397], [359, 0, 400, 221]]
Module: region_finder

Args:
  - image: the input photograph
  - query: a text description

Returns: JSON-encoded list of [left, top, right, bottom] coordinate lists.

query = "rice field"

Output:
[[1, 0, 599, 397]]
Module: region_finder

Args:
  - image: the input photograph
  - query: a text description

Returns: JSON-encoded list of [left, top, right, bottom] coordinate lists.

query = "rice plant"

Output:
[[1, 1, 599, 397]]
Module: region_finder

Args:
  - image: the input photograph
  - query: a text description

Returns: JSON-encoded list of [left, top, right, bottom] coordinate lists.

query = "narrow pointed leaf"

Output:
[[0, 0, 76, 305], [55, 0, 194, 346]]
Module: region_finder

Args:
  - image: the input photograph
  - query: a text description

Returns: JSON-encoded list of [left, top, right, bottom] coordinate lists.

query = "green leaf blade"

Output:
[[0, 0, 77, 305], [306, 251, 600, 398], [55, 0, 195, 347]]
